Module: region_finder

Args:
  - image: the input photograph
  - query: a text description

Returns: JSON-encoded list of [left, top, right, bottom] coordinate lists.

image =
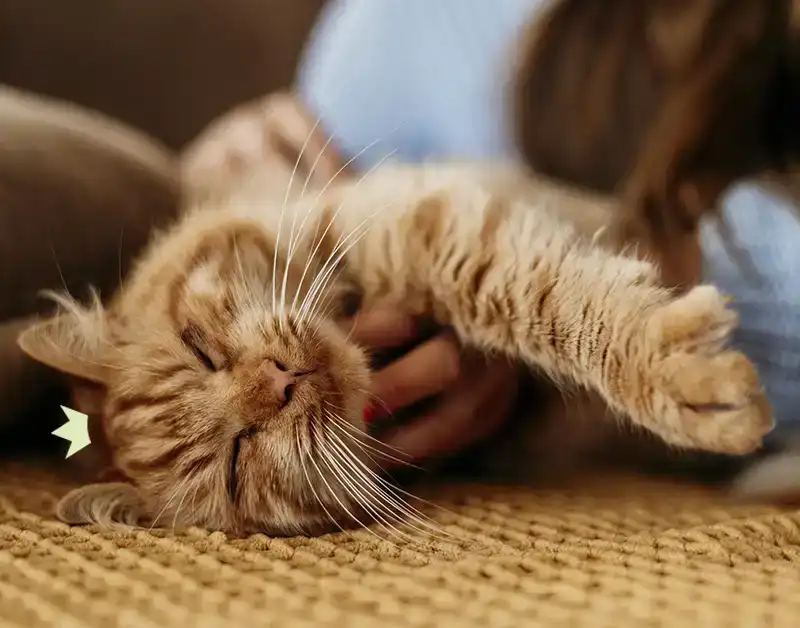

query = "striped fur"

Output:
[[18, 156, 773, 535]]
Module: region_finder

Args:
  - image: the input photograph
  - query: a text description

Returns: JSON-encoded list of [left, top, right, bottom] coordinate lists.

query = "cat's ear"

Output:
[[56, 482, 148, 527], [17, 305, 111, 386]]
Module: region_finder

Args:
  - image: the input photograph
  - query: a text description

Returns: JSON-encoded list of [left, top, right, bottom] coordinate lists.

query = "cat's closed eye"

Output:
[[228, 427, 256, 502], [180, 326, 217, 371]]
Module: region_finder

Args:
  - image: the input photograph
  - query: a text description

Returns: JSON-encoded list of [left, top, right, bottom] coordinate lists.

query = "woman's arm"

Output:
[[296, 0, 423, 169], [295, 0, 544, 167]]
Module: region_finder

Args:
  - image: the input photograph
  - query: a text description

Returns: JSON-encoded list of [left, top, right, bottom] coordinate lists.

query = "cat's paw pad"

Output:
[[639, 285, 774, 454]]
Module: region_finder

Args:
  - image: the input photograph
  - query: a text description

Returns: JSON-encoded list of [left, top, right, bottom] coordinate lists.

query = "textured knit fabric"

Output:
[[2, 462, 800, 627], [297, 0, 800, 436]]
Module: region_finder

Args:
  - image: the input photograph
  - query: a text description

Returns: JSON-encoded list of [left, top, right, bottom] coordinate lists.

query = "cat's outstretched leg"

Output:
[[488, 275, 771, 454], [481, 263, 771, 454], [400, 195, 774, 455]]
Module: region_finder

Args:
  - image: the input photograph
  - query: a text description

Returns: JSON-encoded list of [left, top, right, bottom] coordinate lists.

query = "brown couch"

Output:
[[0, 85, 180, 432], [0, 0, 325, 148], [0, 0, 326, 323]]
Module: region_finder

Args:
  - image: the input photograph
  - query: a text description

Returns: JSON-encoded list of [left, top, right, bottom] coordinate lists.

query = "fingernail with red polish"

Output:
[[363, 404, 389, 425]]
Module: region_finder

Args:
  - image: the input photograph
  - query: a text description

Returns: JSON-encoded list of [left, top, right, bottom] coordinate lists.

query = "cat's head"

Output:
[[18, 210, 376, 536]]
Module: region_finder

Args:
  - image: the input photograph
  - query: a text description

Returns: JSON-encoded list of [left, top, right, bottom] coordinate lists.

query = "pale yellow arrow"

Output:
[[52, 405, 91, 458]]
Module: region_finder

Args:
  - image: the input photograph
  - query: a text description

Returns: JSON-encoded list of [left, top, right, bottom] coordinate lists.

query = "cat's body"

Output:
[[19, 158, 772, 535]]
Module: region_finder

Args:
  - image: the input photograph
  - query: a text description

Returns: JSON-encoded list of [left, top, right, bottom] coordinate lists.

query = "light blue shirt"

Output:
[[297, 0, 800, 437]]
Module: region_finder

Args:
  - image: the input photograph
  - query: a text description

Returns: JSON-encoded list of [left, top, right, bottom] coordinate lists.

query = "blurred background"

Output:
[[0, 0, 326, 148], [0, 0, 338, 442]]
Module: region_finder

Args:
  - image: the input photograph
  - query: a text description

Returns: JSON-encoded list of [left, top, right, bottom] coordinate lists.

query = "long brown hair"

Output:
[[514, 0, 800, 286]]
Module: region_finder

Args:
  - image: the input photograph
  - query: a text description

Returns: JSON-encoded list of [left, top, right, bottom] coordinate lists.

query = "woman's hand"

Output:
[[181, 91, 345, 201], [348, 302, 520, 467]]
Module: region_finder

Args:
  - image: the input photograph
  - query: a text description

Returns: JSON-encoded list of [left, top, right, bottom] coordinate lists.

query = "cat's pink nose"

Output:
[[273, 371, 296, 404], [261, 359, 318, 406], [261, 360, 298, 405]]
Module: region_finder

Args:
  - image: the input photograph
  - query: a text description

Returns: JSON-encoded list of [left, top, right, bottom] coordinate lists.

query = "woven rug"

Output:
[[1, 463, 799, 628]]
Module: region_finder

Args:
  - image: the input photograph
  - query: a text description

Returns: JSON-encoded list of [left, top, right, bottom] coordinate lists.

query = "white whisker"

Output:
[[280, 131, 383, 325], [299, 204, 391, 323], [148, 474, 192, 532], [325, 410, 421, 470], [187, 483, 201, 526], [284, 131, 340, 262], [325, 402, 404, 456], [299, 132, 338, 200], [272, 117, 322, 324], [324, 406, 463, 535], [304, 423, 389, 544], [291, 148, 398, 320], [171, 482, 193, 533], [232, 241, 258, 307], [294, 422, 348, 537], [322, 424, 422, 537], [323, 417, 453, 543], [310, 135, 395, 208], [319, 428, 414, 544], [356, 390, 396, 423], [278, 131, 335, 325]]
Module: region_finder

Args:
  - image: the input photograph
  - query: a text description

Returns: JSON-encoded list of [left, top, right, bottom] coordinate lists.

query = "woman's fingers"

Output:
[[368, 330, 462, 415], [346, 302, 519, 467], [380, 353, 519, 465], [346, 302, 460, 421]]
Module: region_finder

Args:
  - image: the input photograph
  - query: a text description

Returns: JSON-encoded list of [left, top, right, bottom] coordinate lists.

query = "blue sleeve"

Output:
[[296, 0, 425, 170], [296, 0, 544, 169], [703, 185, 800, 434]]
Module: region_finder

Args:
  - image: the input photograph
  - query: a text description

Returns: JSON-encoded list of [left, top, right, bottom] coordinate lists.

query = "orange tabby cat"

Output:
[[16, 123, 774, 535]]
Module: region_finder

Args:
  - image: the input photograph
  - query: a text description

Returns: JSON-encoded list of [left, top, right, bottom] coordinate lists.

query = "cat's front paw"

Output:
[[634, 285, 773, 454]]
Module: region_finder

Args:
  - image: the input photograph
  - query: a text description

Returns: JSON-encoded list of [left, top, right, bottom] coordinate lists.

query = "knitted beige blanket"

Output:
[[1, 463, 798, 628]]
